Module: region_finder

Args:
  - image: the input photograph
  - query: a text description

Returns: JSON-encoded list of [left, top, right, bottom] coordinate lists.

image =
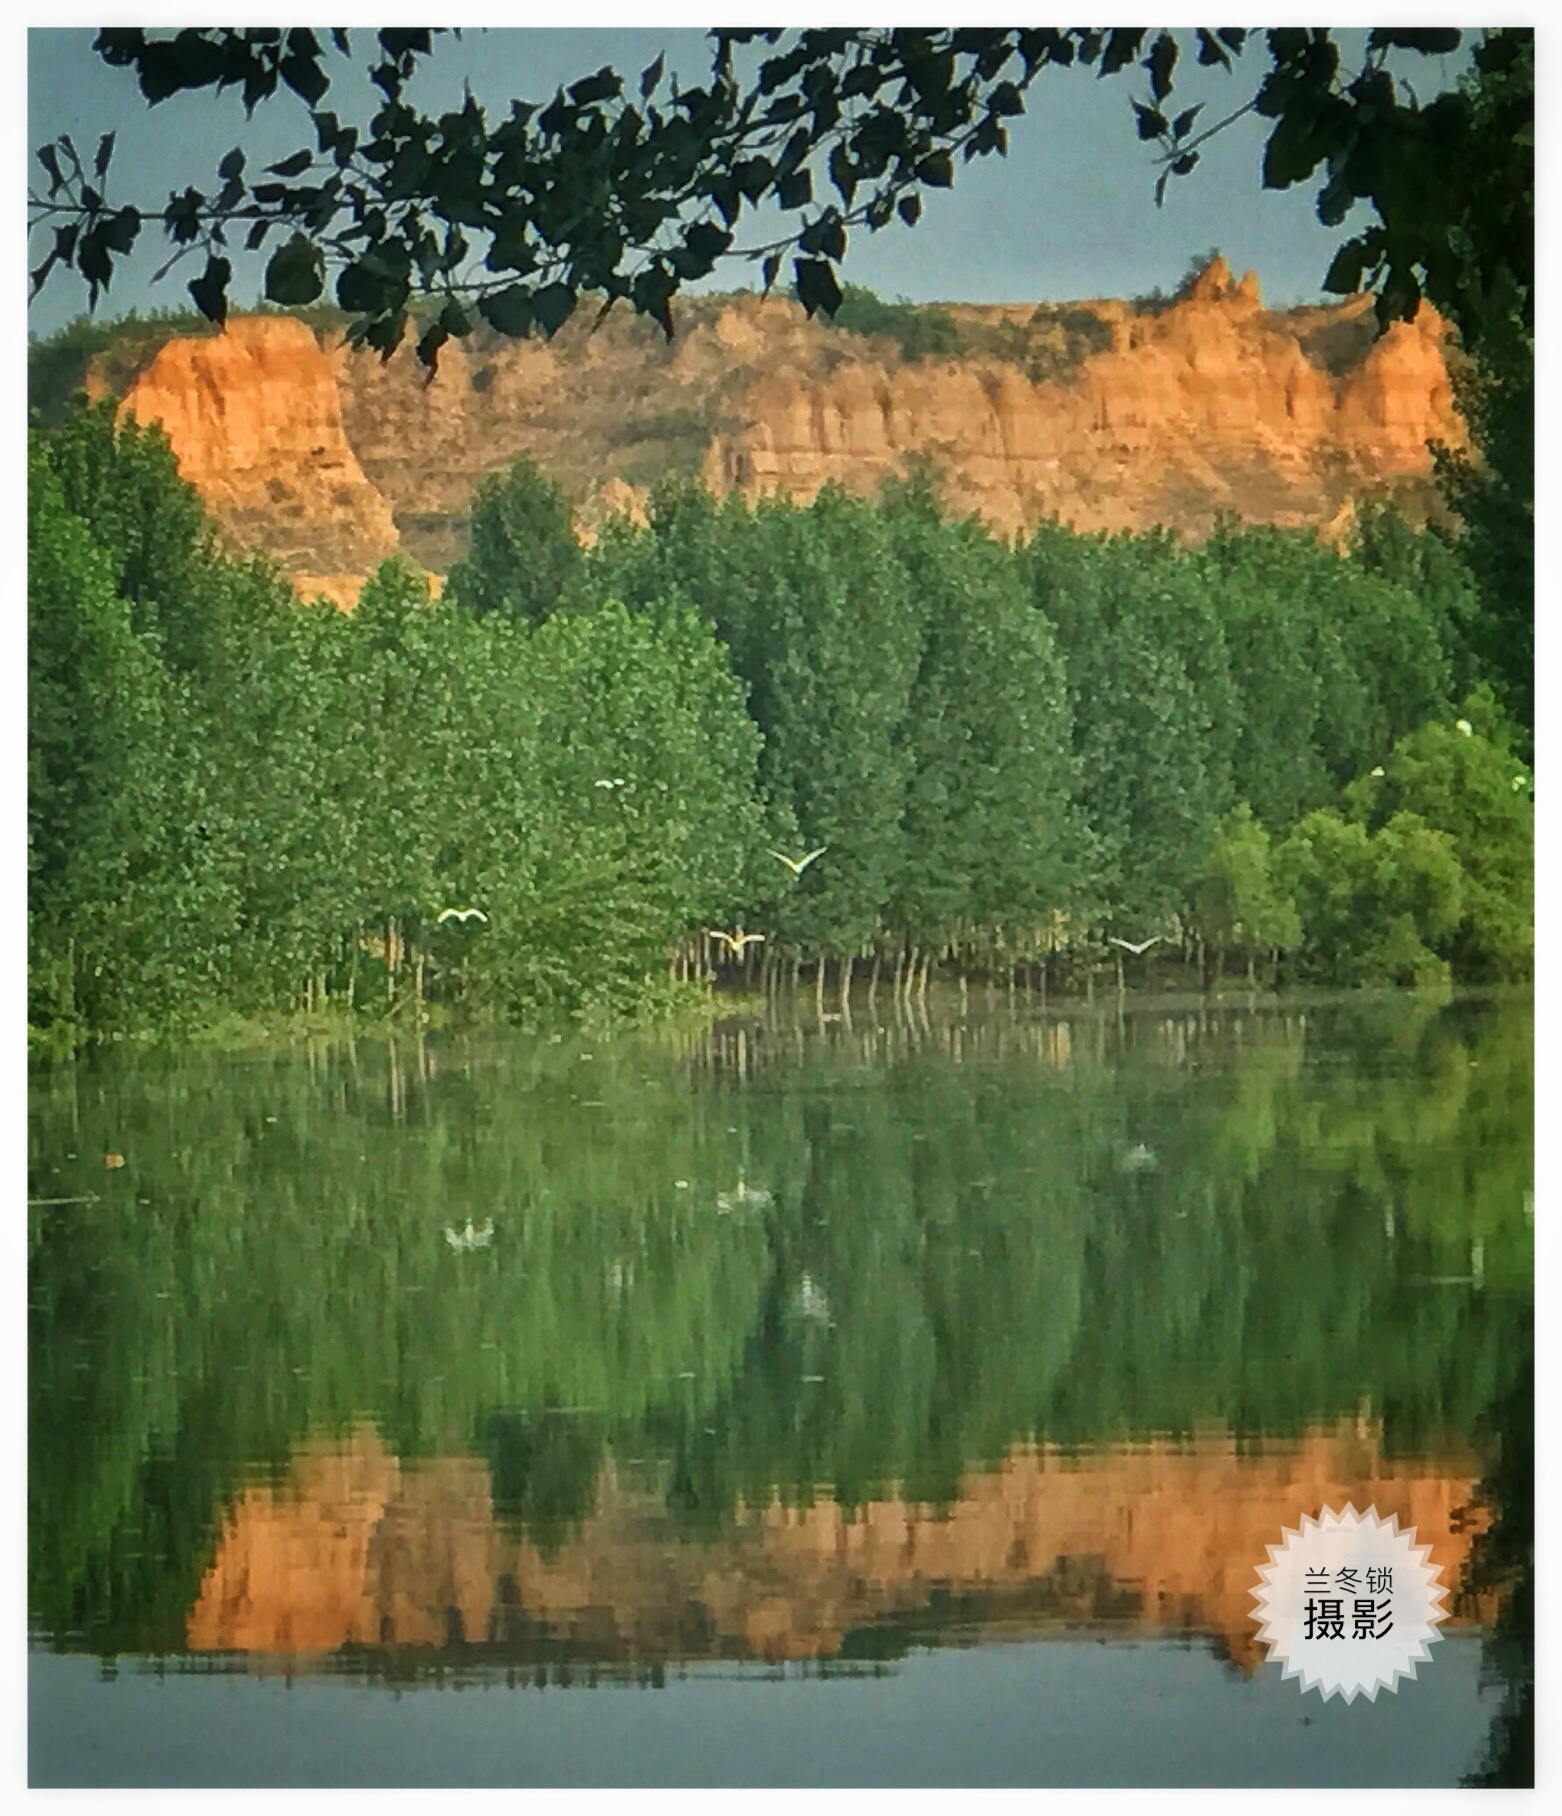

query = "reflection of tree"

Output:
[[1459, 1346, 1533, 1786], [29, 996, 1532, 1659]]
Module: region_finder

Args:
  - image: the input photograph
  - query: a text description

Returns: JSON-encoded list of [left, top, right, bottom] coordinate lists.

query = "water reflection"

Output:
[[185, 1423, 1491, 1678], [29, 992, 1530, 1721]]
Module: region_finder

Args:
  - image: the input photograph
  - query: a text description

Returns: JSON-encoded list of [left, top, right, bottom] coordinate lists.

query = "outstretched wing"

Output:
[[769, 850, 801, 874], [798, 845, 828, 871]]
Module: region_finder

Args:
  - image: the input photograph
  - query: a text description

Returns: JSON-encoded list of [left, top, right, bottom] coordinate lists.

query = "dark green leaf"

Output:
[[916, 151, 953, 188], [794, 256, 842, 320], [897, 193, 922, 227], [1099, 30, 1145, 77], [639, 53, 664, 99], [1146, 33, 1178, 103], [94, 132, 116, 179], [530, 281, 576, 338], [279, 51, 329, 106], [1323, 239, 1370, 295], [776, 168, 812, 209], [267, 148, 313, 179], [187, 253, 232, 326], [264, 232, 324, 305], [99, 206, 140, 255], [478, 285, 534, 337]]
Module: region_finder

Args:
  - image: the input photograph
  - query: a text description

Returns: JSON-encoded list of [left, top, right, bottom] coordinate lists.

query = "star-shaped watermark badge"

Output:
[[1250, 1503, 1450, 1703]]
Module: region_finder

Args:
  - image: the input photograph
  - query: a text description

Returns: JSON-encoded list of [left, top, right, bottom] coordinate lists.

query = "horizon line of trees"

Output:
[[29, 401, 1533, 1044]]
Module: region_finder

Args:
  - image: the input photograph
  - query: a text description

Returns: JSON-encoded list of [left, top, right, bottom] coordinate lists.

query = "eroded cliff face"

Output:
[[113, 259, 1463, 606], [112, 316, 400, 607], [187, 1424, 1487, 1670]]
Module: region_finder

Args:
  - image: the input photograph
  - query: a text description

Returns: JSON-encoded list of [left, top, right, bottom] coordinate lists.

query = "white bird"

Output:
[[1108, 935, 1163, 956], [1456, 719, 1474, 737], [436, 907, 488, 926], [770, 845, 828, 878], [716, 1174, 774, 1213], [1118, 1144, 1159, 1174], [444, 1218, 495, 1252], [1370, 766, 1386, 778], [708, 927, 766, 955], [594, 777, 628, 789], [795, 1273, 832, 1324]]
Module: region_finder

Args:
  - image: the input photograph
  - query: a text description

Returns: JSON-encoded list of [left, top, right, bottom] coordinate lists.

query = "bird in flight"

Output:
[[1108, 935, 1163, 956], [709, 928, 766, 955], [444, 1218, 495, 1252], [770, 845, 828, 878], [436, 907, 488, 926]]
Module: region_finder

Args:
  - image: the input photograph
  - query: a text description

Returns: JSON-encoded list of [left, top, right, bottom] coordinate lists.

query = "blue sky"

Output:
[[28, 26, 1471, 335]]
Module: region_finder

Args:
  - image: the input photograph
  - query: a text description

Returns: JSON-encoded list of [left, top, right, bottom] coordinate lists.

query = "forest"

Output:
[[29, 396, 1533, 1046]]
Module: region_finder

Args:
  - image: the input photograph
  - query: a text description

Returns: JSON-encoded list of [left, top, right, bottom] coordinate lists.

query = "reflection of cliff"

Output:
[[188, 1424, 1487, 1672], [109, 258, 1463, 605]]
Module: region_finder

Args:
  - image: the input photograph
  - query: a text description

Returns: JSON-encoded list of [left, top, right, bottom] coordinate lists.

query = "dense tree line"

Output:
[[29, 401, 1531, 1044]]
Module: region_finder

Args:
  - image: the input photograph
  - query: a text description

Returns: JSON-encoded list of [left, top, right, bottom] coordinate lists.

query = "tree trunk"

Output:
[[867, 949, 881, 1013], [840, 951, 853, 1014], [918, 952, 932, 1001], [815, 954, 826, 1017]]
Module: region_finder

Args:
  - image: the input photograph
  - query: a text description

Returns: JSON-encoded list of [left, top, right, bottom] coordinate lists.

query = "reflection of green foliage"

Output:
[[30, 999, 1530, 1656], [481, 1412, 606, 1557]]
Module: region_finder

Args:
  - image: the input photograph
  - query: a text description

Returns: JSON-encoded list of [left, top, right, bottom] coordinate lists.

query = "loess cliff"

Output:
[[102, 257, 1464, 607]]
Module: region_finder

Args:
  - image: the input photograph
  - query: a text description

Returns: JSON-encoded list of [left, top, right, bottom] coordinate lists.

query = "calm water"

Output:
[[28, 991, 1533, 1787]]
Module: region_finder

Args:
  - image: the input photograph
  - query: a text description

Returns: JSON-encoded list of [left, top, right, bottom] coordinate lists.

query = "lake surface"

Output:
[[28, 990, 1533, 1786]]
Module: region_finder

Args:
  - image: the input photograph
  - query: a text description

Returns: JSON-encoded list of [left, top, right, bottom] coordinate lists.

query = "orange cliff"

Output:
[[112, 259, 1464, 607], [187, 1424, 1490, 1672], [112, 315, 400, 608]]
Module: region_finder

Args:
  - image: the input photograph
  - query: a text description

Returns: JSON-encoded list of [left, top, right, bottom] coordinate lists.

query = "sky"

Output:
[[24, 24, 1473, 337]]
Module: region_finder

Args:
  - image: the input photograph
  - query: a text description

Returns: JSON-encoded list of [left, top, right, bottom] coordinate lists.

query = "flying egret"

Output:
[[1456, 719, 1473, 737], [770, 846, 828, 878], [444, 1218, 495, 1252], [436, 907, 488, 926], [708, 928, 766, 956], [1108, 935, 1163, 956]]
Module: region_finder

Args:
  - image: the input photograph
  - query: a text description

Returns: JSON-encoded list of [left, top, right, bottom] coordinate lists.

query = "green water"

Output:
[[28, 991, 1532, 1786]]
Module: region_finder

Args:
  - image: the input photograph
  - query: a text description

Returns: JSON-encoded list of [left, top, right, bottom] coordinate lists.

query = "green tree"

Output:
[[444, 454, 584, 627], [28, 442, 230, 1034], [1276, 807, 1463, 988], [1028, 526, 1229, 936], [887, 495, 1085, 961], [1190, 803, 1301, 982], [1344, 701, 1532, 980]]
